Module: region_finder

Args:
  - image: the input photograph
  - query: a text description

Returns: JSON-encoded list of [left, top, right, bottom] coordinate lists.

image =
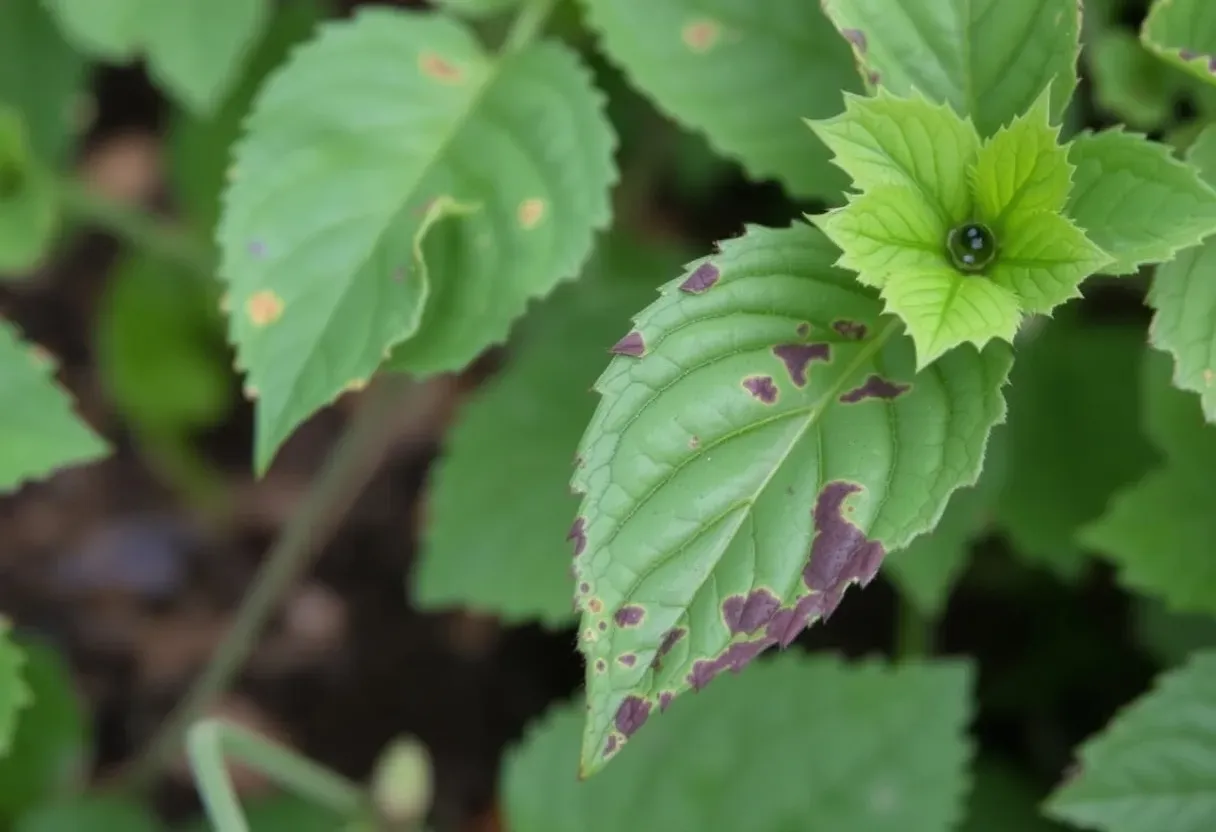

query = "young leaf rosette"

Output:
[[810, 87, 1112, 369]]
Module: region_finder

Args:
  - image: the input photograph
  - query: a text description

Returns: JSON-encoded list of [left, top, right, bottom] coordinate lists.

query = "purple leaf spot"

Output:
[[842, 28, 866, 51], [595, 658, 607, 673], [866, 69, 881, 85], [687, 640, 771, 691], [611, 331, 645, 357], [797, 322, 811, 338], [248, 240, 266, 258], [567, 517, 587, 556], [1181, 48, 1198, 60], [772, 343, 831, 387], [619, 653, 637, 667], [802, 481, 885, 620], [614, 605, 645, 627], [659, 692, 673, 712], [839, 374, 911, 403], [654, 628, 685, 664], [722, 588, 781, 635], [689, 435, 700, 450], [578, 581, 590, 594], [832, 320, 867, 340], [614, 696, 651, 737], [604, 734, 618, 756], [597, 620, 607, 631], [742, 375, 779, 404], [680, 262, 720, 293]]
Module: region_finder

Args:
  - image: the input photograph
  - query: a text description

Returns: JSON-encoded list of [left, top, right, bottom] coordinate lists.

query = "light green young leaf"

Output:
[[886, 428, 1006, 619], [14, 797, 161, 832], [570, 223, 1010, 775], [820, 0, 1080, 137], [414, 239, 686, 627], [1047, 650, 1216, 832], [43, 0, 268, 114], [994, 315, 1157, 577], [219, 8, 615, 473], [581, 0, 861, 200], [0, 107, 59, 276], [506, 656, 973, 831], [0, 620, 31, 758], [0, 319, 108, 494], [0, 1, 88, 166], [1148, 124, 1216, 423], [816, 187, 948, 287], [989, 210, 1111, 313], [1087, 29, 1179, 131], [1141, 0, 1216, 88], [0, 640, 89, 819], [1067, 129, 1216, 275]]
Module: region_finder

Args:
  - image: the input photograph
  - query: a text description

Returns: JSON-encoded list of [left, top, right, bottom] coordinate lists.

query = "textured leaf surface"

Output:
[[0, 319, 108, 494], [414, 240, 685, 626], [0, 107, 59, 275], [886, 428, 1006, 618], [1148, 124, 1216, 422], [820, 0, 1080, 137], [570, 223, 1010, 774], [0, 621, 30, 758], [219, 8, 615, 472], [994, 315, 1157, 576], [1141, 0, 1216, 88], [505, 656, 973, 831], [0, 640, 88, 819], [1067, 129, 1216, 275], [0, 1, 87, 165], [44, 0, 268, 113], [581, 0, 860, 200], [1047, 650, 1216, 832]]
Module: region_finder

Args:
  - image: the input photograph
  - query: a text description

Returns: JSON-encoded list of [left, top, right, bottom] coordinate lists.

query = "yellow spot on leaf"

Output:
[[246, 290, 284, 327], [219, 292, 231, 313], [1205, 369, 1214, 387], [518, 198, 546, 229], [682, 18, 721, 52], [587, 598, 603, 614], [419, 52, 464, 84]]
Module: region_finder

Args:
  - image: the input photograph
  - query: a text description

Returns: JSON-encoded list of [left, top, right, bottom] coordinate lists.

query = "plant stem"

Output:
[[55, 176, 215, 279], [501, 0, 559, 54], [119, 375, 418, 791], [896, 594, 933, 660], [188, 719, 367, 832]]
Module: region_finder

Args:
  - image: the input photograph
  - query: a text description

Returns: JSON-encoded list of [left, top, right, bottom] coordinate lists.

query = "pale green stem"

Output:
[[501, 0, 559, 54]]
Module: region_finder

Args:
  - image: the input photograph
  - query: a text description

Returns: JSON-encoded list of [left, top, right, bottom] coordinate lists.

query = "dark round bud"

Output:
[[946, 222, 996, 273]]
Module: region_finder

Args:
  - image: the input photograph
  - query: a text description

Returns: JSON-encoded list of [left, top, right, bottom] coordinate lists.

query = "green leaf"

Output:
[[0, 107, 59, 276], [43, 0, 269, 114], [434, 0, 521, 19], [994, 314, 1158, 577], [1148, 124, 1216, 423], [1067, 128, 1216, 275], [0, 640, 88, 821], [1140, 345, 1216, 475], [820, 0, 1081, 137], [570, 223, 1010, 775], [885, 428, 1007, 619], [990, 209, 1111, 314], [580, 0, 861, 200], [505, 655, 973, 831], [14, 797, 161, 832], [0, 318, 108, 494], [1087, 29, 1179, 131], [414, 239, 686, 627], [1134, 597, 1216, 668], [175, 794, 343, 832], [96, 253, 232, 432], [0, 1, 88, 165], [964, 757, 1069, 832], [168, 0, 323, 235], [1141, 0, 1216, 88], [1046, 649, 1216, 832], [0, 620, 31, 759], [219, 8, 615, 473]]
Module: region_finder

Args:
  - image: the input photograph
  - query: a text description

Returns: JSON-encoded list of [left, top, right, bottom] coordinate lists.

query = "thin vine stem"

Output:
[[501, 0, 559, 54]]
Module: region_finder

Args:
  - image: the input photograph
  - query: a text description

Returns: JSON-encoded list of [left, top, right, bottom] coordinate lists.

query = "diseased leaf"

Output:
[[43, 0, 269, 114], [0, 1, 88, 165], [570, 223, 1010, 774], [0, 107, 59, 276], [994, 314, 1157, 577], [0, 640, 88, 819], [1148, 124, 1216, 423], [0, 620, 31, 758], [886, 427, 1007, 619], [219, 8, 615, 472], [581, 0, 861, 200], [505, 656, 973, 831], [1141, 0, 1216, 88], [414, 239, 686, 626], [1047, 650, 1216, 832], [820, 0, 1081, 137], [0, 319, 108, 494], [1067, 129, 1216, 275]]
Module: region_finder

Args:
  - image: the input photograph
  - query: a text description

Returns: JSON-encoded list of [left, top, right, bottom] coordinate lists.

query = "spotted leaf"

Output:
[[0, 319, 108, 494], [219, 8, 615, 472], [1141, 0, 1216, 89], [580, 0, 861, 200], [570, 223, 1010, 775]]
